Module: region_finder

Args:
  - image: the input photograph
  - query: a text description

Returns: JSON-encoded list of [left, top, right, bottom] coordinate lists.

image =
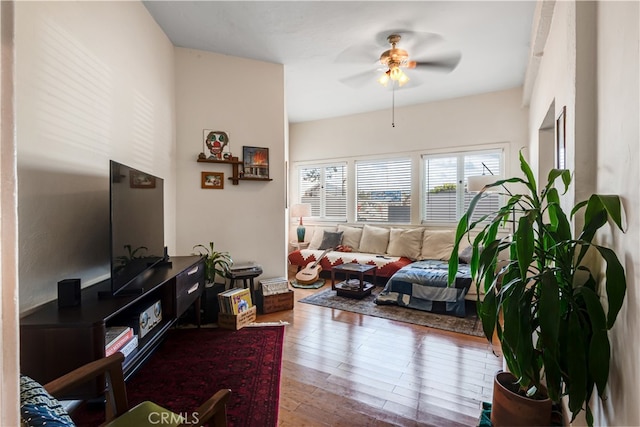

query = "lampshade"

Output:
[[290, 203, 311, 218], [467, 175, 502, 193]]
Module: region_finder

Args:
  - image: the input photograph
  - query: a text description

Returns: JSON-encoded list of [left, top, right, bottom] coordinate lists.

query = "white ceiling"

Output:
[[143, 1, 536, 123]]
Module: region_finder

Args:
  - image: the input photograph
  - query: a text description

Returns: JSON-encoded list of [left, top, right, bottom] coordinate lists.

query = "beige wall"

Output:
[[15, 1, 176, 312], [174, 48, 287, 281], [528, 1, 640, 425]]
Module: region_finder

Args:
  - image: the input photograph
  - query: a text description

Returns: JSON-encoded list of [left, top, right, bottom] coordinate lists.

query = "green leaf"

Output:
[[538, 271, 560, 350], [479, 287, 497, 343], [595, 246, 627, 328], [515, 214, 534, 279], [595, 194, 625, 231], [519, 151, 537, 195], [577, 287, 610, 396], [567, 310, 588, 417]]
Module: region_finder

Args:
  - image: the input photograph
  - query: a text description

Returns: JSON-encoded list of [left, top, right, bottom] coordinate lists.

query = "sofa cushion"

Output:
[[308, 226, 337, 250], [337, 225, 362, 252], [358, 225, 390, 254], [20, 375, 74, 427], [319, 231, 343, 250], [458, 245, 474, 264], [420, 229, 455, 260], [386, 228, 423, 260]]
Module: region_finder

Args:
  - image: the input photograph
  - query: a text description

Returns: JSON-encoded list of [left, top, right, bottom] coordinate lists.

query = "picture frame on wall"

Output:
[[201, 172, 224, 189], [203, 130, 231, 160], [242, 146, 269, 178], [556, 106, 566, 169], [130, 170, 156, 188]]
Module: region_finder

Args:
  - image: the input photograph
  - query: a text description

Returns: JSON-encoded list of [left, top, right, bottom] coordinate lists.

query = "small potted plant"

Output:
[[193, 242, 233, 284], [448, 152, 626, 426]]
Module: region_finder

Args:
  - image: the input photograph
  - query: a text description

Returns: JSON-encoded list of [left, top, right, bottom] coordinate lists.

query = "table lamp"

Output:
[[290, 203, 312, 242]]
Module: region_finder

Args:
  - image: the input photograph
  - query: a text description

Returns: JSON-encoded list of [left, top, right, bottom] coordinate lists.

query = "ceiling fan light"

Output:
[[389, 66, 402, 80], [398, 72, 409, 86], [378, 71, 390, 86]]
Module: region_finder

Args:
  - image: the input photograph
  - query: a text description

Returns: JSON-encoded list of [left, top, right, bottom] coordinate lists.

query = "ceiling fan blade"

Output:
[[374, 30, 444, 51], [335, 42, 380, 64], [408, 52, 462, 72], [339, 69, 381, 88]]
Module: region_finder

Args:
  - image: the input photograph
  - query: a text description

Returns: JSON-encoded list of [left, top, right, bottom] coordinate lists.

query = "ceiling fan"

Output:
[[340, 32, 461, 89]]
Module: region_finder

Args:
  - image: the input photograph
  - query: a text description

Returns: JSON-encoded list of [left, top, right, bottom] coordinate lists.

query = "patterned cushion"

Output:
[[20, 375, 75, 427]]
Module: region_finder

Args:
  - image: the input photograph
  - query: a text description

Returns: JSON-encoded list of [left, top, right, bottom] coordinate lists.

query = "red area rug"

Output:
[[73, 326, 285, 427]]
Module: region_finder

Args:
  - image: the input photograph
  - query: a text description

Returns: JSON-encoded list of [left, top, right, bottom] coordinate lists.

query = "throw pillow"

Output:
[[358, 225, 390, 254], [20, 375, 75, 427], [420, 229, 456, 260], [458, 245, 474, 264], [337, 225, 363, 252], [318, 231, 343, 250], [308, 226, 337, 250], [386, 228, 424, 260]]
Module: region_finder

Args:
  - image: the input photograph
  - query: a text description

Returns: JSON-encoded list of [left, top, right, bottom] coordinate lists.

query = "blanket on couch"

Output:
[[288, 249, 413, 278], [374, 260, 473, 317]]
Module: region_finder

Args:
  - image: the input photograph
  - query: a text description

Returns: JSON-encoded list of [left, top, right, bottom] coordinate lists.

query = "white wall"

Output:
[[289, 87, 529, 225], [174, 48, 287, 281], [16, 1, 176, 312], [594, 2, 640, 426], [528, 1, 640, 425]]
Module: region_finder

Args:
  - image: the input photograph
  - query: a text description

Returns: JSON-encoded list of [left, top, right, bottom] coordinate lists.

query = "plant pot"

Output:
[[491, 371, 552, 427]]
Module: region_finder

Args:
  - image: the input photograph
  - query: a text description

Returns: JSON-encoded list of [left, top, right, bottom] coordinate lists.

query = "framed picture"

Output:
[[555, 106, 566, 169], [203, 130, 231, 160], [242, 146, 269, 178], [201, 171, 224, 189], [130, 170, 156, 188]]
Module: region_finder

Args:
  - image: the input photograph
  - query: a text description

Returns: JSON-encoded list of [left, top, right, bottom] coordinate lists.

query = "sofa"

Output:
[[287, 224, 483, 301]]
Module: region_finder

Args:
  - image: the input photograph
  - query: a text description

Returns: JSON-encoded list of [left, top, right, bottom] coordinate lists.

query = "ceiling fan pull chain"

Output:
[[391, 85, 395, 127]]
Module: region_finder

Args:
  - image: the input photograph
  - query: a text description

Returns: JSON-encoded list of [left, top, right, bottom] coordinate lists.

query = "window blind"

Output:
[[356, 158, 411, 223]]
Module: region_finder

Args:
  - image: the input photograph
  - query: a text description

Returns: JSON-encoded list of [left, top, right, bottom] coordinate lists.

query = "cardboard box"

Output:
[[262, 290, 294, 314], [217, 306, 257, 330]]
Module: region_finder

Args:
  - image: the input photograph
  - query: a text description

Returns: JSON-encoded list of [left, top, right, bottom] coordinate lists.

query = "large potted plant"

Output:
[[193, 241, 233, 284], [448, 152, 626, 426]]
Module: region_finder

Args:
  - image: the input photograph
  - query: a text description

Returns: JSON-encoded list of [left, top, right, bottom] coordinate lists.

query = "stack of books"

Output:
[[218, 287, 253, 315], [105, 326, 138, 361]]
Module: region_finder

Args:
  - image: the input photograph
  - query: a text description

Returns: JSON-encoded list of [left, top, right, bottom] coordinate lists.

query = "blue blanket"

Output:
[[374, 260, 472, 317]]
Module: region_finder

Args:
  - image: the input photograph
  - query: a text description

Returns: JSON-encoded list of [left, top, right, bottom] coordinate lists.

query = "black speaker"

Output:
[[58, 279, 81, 308]]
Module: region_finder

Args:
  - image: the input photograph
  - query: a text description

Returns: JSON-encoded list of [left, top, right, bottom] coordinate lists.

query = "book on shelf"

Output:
[[105, 326, 134, 357], [119, 334, 138, 360], [218, 287, 253, 315]]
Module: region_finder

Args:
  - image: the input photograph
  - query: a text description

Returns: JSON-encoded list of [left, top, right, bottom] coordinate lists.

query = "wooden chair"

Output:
[[42, 352, 231, 427]]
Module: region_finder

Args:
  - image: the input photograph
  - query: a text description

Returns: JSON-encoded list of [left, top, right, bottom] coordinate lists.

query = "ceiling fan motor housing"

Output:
[[380, 34, 410, 68]]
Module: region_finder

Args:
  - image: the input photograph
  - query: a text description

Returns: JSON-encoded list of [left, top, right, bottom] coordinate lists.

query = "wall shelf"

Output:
[[197, 156, 271, 185]]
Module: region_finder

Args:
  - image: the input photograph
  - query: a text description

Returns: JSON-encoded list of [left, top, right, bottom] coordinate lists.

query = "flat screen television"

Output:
[[109, 160, 165, 296]]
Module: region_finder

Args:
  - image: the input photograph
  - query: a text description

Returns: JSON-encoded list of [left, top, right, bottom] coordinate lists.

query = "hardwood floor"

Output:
[[258, 274, 503, 427]]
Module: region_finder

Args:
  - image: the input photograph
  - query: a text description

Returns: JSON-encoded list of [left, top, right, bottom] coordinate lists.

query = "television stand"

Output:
[[20, 256, 205, 398], [97, 287, 145, 299]]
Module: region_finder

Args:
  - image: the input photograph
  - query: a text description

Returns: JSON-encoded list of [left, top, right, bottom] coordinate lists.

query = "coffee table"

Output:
[[331, 263, 376, 299]]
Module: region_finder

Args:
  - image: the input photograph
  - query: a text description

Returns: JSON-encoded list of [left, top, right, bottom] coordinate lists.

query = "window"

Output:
[[423, 150, 502, 223], [356, 158, 411, 223], [298, 163, 347, 220]]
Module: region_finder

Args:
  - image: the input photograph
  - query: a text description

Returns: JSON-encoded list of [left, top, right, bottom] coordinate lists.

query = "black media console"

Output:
[[20, 256, 205, 398]]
